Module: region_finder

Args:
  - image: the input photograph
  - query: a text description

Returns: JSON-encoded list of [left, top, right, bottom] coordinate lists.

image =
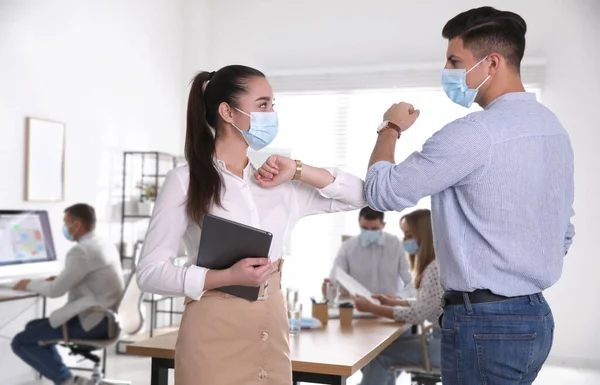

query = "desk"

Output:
[[127, 318, 409, 385], [0, 291, 46, 316]]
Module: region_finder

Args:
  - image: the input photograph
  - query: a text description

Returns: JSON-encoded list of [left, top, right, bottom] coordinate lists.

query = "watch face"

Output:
[[377, 121, 390, 133]]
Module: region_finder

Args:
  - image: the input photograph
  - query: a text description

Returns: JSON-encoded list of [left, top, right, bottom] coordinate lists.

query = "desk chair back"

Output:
[[391, 323, 442, 384], [117, 262, 144, 337]]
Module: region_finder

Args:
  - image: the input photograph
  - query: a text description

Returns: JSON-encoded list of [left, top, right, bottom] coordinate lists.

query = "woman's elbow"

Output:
[[135, 263, 156, 293]]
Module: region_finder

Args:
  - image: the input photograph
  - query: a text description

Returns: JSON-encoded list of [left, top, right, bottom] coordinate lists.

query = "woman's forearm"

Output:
[[299, 164, 335, 189], [390, 299, 410, 307], [366, 303, 395, 320], [203, 269, 233, 291]]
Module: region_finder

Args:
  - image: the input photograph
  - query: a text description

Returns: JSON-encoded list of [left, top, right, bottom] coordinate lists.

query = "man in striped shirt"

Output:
[[364, 6, 574, 384]]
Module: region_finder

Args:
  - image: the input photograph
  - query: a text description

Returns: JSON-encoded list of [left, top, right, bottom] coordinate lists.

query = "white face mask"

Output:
[[231, 108, 279, 151]]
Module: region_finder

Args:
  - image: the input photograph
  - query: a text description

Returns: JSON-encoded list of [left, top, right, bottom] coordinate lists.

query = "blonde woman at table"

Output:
[[354, 209, 443, 385], [136, 65, 366, 385]]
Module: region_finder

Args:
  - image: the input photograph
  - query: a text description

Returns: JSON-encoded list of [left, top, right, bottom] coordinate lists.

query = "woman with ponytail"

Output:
[[136, 65, 366, 385]]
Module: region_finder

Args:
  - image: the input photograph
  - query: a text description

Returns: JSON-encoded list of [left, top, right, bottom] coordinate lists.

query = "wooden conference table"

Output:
[[126, 318, 409, 385]]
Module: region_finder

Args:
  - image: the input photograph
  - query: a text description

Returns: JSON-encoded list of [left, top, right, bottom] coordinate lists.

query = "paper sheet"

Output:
[[334, 267, 380, 304]]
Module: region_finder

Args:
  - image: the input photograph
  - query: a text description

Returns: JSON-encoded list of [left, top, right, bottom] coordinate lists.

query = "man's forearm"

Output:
[[368, 130, 398, 167]]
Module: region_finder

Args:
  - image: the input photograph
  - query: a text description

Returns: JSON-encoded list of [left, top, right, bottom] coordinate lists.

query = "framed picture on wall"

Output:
[[25, 117, 66, 202]]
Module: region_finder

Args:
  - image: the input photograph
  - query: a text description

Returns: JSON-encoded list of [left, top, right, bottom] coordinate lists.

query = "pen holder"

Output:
[[311, 303, 328, 326], [339, 305, 354, 327]]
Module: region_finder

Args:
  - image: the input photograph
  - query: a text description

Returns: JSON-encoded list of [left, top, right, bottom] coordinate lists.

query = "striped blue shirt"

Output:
[[365, 92, 575, 297]]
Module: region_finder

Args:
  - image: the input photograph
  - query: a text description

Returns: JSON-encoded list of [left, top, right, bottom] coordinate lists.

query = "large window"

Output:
[[266, 85, 541, 301]]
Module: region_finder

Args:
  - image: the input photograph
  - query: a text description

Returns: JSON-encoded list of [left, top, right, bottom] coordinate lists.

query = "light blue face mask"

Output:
[[360, 229, 382, 245], [403, 239, 419, 255], [233, 108, 279, 151], [441, 56, 491, 108], [62, 224, 75, 242]]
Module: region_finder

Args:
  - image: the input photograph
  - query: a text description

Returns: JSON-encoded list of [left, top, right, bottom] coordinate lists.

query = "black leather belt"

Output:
[[441, 289, 515, 308]]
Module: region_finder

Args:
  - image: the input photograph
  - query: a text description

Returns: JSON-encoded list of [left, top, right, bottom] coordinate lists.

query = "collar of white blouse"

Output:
[[213, 157, 259, 182]]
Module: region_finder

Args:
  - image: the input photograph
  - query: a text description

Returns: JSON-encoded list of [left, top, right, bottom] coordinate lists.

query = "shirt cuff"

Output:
[[393, 305, 410, 322], [367, 161, 394, 176], [317, 167, 341, 198], [183, 264, 209, 301]]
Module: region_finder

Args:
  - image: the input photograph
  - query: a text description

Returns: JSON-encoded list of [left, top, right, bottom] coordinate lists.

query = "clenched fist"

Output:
[[383, 102, 420, 132], [255, 155, 296, 188]]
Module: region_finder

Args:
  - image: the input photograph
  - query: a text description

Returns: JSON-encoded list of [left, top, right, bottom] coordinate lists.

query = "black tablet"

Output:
[[197, 214, 273, 301]]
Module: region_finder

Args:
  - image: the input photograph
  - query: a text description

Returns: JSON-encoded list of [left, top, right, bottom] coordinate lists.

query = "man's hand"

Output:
[[383, 102, 420, 132], [13, 279, 31, 291], [321, 278, 329, 297], [255, 155, 296, 188]]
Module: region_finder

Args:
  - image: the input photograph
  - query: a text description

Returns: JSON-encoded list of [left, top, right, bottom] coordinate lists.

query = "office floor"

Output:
[[12, 349, 600, 385]]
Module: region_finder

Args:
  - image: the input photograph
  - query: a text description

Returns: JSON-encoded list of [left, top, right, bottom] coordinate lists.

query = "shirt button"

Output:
[[261, 331, 269, 341], [259, 369, 267, 378]]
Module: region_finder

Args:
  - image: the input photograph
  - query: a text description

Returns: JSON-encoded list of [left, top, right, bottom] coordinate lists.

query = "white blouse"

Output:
[[136, 159, 367, 301], [392, 261, 444, 325]]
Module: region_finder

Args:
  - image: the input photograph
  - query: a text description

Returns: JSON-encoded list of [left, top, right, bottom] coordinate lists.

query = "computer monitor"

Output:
[[0, 210, 59, 281]]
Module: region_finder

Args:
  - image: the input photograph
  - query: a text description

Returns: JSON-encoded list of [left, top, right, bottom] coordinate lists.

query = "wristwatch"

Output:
[[376, 121, 401, 139], [292, 159, 302, 181]]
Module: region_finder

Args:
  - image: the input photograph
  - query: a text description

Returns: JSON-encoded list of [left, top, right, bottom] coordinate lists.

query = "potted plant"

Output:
[[137, 182, 158, 216]]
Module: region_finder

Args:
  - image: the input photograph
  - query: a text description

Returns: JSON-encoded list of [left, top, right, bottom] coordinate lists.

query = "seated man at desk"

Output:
[[322, 207, 412, 299], [11, 203, 124, 385]]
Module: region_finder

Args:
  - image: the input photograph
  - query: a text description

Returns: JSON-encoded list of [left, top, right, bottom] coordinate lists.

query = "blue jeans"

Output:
[[440, 293, 554, 385], [361, 328, 441, 385], [11, 317, 109, 385]]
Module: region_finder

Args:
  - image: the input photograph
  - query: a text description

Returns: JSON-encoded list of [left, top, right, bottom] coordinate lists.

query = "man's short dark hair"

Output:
[[359, 207, 384, 222], [65, 203, 96, 231], [442, 6, 527, 71]]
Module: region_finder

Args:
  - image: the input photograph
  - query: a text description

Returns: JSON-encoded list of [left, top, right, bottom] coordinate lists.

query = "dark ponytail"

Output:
[[185, 65, 265, 225]]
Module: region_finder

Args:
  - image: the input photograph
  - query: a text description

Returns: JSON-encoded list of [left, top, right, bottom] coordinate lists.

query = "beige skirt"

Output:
[[175, 260, 291, 385]]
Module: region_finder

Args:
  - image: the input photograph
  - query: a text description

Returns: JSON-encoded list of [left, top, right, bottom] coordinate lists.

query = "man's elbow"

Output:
[[45, 288, 68, 298], [364, 174, 387, 211], [364, 177, 400, 212]]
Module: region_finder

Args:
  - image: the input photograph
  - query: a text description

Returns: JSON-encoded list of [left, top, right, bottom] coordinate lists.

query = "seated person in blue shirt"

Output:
[[11, 204, 124, 385], [354, 209, 443, 385], [322, 207, 412, 300]]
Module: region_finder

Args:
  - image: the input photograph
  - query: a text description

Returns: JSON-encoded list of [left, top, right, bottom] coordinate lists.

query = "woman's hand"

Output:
[[255, 155, 296, 188], [226, 258, 272, 287], [372, 294, 408, 307], [372, 294, 397, 306], [353, 295, 375, 313]]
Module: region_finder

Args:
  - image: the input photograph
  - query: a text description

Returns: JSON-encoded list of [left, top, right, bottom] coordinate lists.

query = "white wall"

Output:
[[184, 0, 600, 366], [540, 0, 600, 367], [0, 0, 186, 382]]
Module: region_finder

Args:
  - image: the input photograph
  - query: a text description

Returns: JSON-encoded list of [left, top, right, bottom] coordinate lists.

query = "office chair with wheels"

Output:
[[39, 268, 138, 384], [390, 323, 442, 385]]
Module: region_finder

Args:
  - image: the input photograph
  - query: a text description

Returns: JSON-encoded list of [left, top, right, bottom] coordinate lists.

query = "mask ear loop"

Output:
[[466, 55, 492, 90], [466, 55, 489, 74], [230, 106, 252, 146]]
